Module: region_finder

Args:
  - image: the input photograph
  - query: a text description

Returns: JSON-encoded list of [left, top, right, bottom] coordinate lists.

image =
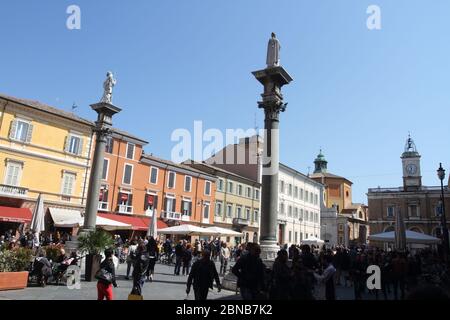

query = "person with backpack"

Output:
[[186, 249, 221, 300], [232, 243, 266, 300], [96, 248, 117, 300], [125, 240, 138, 280]]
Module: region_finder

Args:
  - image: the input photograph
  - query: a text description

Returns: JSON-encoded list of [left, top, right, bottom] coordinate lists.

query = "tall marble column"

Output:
[[252, 34, 293, 261]]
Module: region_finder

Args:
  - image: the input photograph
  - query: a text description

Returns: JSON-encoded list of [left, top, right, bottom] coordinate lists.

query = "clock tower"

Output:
[[401, 135, 422, 191]]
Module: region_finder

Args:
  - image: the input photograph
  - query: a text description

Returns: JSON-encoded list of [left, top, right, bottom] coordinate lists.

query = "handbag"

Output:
[[95, 268, 113, 284]]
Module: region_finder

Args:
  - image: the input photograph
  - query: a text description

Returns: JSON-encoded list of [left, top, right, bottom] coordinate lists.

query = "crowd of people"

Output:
[[3, 228, 450, 300], [0, 229, 72, 250]]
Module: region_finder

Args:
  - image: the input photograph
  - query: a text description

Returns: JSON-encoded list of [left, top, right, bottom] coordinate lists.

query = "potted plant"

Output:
[[0, 247, 33, 291], [78, 229, 114, 281]]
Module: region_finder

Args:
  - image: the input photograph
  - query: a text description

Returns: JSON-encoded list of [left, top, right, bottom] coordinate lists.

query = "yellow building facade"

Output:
[[0, 94, 94, 220]]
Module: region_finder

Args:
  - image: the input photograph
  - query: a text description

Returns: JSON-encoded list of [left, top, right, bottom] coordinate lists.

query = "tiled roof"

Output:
[[310, 171, 353, 184], [0, 93, 93, 126]]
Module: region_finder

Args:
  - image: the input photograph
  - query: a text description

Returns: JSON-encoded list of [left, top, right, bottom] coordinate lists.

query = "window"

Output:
[[254, 189, 260, 200], [10, 119, 32, 143], [118, 191, 133, 213], [339, 236, 344, 244], [122, 164, 133, 185], [294, 186, 298, 198], [145, 194, 158, 211], [435, 202, 443, 216], [181, 199, 192, 216], [306, 211, 310, 221], [300, 233, 303, 241], [314, 194, 318, 205], [164, 196, 176, 212], [289, 231, 292, 243], [280, 181, 285, 193], [408, 204, 420, 218], [227, 204, 233, 217], [218, 179, 224, 191], [288, 205, 293, 217], [300, 189, 304, 200], [203, 202, 210, 220], [339, 224, 344, 231], [254, 210, 259, 222], [387, 206, 395, 217], [300, 209, 304, 220], [294, 207, 298, 219], [215, 202, 223, 216], [102, 159, 109, 180], [4, 161, 22, 186], [294, 232, 298, 244], [237, 184, 243, 196], [167, 171, 176, 189], [61, 172, 76, 196], [245, 208, 251, 220], [99, 186, 109, 210], [105, 136, 114, 153], [66, 135, 82, 155], [184, 176, 192, 192], [288, 184, 292, 196], [279, 203, 285, 215], [236, 206, 242, 219], [150, 167, 158, 184], [227, 182, 233, 193], [305, 191, 309, 202], [126, 143, 135, 160], [246, 187, 252, 198], [204, 181, 211, 196]]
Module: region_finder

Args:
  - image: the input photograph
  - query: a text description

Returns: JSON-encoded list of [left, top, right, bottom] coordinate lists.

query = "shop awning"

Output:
[[48, 208, 132, 231], [98, 213, 168, 231], [0, 206, 32, 223]]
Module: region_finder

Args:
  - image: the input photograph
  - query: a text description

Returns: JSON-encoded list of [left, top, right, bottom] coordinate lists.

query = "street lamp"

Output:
[[437, 163, 449, 263]]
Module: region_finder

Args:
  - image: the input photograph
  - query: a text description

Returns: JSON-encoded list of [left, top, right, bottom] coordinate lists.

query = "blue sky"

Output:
[[1, 0, 450, 204]]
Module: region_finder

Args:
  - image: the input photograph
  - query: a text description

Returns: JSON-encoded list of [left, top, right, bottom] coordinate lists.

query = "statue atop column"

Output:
[[100, 71, 117, 104], [266, 32, 281, 67]]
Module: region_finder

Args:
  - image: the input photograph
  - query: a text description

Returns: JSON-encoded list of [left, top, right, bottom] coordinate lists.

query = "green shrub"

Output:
[[0, 248, 33, 272]]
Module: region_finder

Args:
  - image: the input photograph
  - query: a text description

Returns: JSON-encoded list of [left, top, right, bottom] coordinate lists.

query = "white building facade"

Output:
[[277, 164, 323, 246]]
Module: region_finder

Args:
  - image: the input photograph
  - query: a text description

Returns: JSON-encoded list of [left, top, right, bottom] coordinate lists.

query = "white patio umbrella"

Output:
[[368, 230, 440, 245], [202, 226, 243, 237], [302, 236, 325, 246], [147, 209, 158, 238], [158, 224, 210, 236], [30, 194, 45, 247]]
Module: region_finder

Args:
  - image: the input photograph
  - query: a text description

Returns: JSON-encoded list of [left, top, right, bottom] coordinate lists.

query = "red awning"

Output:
[[98, 213, 168, 231], [0, 206, 32, 223]]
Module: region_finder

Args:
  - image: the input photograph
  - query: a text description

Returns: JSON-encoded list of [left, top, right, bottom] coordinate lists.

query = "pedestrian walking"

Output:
[[96, 248, 117, 300], [219, 242, 230, 275], [174, 240, 185, 275], [186, 250, 221, 300], [314, 255, 336, 300], [182, 243, 193, 276], [125, 240, 138, 280], [146, 237, 158, 282], [269, 250, 292, 300]]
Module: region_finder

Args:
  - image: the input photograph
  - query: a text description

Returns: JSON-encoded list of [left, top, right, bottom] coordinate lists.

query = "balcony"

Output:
[[161, 211, 191, 221], [98, 202, 109, 211], [118, 205, 133, 215], [233, 218, 249, 226], [0, 185, 28, 197]]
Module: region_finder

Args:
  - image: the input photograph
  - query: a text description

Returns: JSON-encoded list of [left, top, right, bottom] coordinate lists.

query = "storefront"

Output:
[[0, 206, 32, 236]]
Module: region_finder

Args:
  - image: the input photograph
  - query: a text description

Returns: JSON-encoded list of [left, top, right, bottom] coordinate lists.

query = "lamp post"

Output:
[[437, 163, 449, 263]]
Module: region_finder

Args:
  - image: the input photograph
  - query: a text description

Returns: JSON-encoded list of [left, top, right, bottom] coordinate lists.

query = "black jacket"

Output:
[[133, 251, 150, 279], [99, 258, 117, 287], [232, 254, 265, 291], [187, 258, 220, 290]]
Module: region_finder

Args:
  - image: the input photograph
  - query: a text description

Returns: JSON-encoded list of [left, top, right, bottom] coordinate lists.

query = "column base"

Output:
[[77, 227, 96, 237], [259, 241, 279, 262]]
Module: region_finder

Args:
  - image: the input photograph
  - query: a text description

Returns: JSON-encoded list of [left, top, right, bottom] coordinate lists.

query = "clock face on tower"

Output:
[[406, 163, 417, 175]]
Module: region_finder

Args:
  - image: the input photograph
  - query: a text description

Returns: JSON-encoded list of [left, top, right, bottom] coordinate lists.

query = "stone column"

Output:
[[80, 102, 121, 234], [252, 66, 293, 261]]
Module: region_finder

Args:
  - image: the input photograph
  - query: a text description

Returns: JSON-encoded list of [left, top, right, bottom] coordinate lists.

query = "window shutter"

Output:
[[189, 202, 192, 215], [172, 199, 176, 212], [77, 138, 84, 156], [64, 135, 70, 152], [9, 120, 17, 139], [154, 196, 158, 211], [128, 194, 133, 206], [25, 123, 33, 143]]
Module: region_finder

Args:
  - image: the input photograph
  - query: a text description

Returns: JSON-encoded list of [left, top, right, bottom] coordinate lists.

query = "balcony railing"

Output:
[[98, 202, 109, 211], [161, 211, 191, 221], [233, 218, 249, 226], [118, 205, 133, 214], [0, 184, 28, 197]]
